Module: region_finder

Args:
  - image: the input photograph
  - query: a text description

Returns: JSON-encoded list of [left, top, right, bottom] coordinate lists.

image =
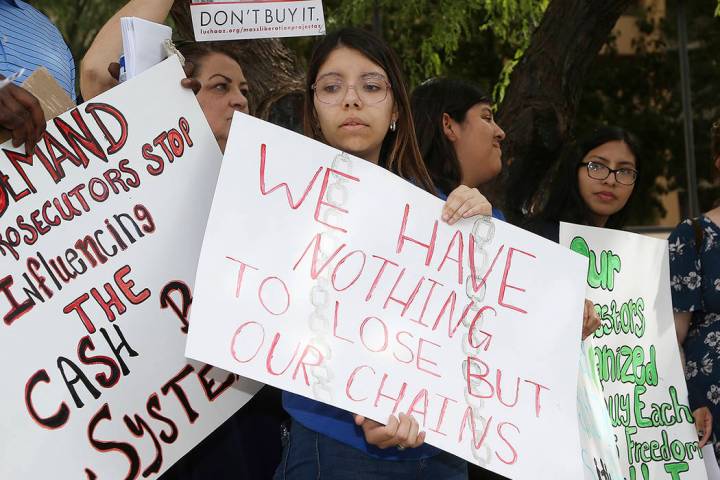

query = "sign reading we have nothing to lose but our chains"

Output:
[[187, 112, 591, 479]]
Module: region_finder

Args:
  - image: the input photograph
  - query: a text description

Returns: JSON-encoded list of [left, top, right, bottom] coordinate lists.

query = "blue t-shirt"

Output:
[[284, 204, 505, 460], [0, 0, 76, 99]]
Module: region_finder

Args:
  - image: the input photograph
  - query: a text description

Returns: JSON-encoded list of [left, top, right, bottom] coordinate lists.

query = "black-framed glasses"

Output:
[[312, 73, 391, 105], [579, 161, 638, 186]]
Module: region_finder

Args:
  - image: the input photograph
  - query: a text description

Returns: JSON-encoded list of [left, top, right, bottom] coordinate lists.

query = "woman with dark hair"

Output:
[[529, 124, 713, 450], [276, 28, 493, 480], [412, 78, 599, 345], [411, 79, 509, 480], [410, 78, 505, 217], [302, 28, 434, 192], [171, 41, 250, 152], [525, 126, 641, 242], [669, 119, 720, 460]]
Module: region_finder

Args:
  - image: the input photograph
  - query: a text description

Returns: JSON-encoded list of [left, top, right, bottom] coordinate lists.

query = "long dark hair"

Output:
[[539, 126, 642, 228], [303, 28, 435, 193], [176, 41, 251, 107], [411, 78, 492, 194]]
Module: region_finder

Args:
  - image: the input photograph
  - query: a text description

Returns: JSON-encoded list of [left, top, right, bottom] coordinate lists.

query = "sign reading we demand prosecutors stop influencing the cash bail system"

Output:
[[186, 112, 589, 479], [560, 223, 708, 480], [190, 0, 326, 41], [0, 56, 260, 479]]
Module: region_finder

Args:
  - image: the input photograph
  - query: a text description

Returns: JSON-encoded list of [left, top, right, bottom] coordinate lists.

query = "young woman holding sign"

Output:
[[410, 79, 599, 347], [408, 81, 599, 480], [527, 126, 713, 447], [669, 120, 720, 459], [275, 28, 496, 480]]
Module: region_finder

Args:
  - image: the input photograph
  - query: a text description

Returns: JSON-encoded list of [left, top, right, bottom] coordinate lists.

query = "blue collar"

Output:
[[1, 0, 20, 7]]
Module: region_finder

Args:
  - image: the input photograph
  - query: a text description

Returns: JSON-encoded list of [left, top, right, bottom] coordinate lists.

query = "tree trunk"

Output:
[[170, 1, 305, 130], [493, 0, 634, 222]]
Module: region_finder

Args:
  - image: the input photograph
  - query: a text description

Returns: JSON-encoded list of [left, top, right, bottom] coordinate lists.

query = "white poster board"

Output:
[[190, 0, 326, 41], [187, 113, 590, 479], [0, 57, 259, 479], [577, 343, 626, 479], [560, 223, 708, 480], [706, 445, 720, 480]]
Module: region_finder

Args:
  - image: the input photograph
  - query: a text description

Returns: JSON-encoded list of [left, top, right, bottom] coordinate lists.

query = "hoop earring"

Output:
[[390, 120, 397, 132]]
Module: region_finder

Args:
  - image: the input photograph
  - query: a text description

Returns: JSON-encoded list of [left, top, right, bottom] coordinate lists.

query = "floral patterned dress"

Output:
[[669, 215, 720, 459]]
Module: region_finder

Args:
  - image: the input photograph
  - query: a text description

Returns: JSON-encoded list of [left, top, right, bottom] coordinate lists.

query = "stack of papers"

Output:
[[121, 17, 172, 80]]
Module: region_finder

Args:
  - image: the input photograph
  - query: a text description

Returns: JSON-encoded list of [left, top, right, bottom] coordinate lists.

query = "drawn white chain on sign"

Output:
[[462, 215, 495, 465], [308, 167, 494, 464], [306, 152, 353, 403]]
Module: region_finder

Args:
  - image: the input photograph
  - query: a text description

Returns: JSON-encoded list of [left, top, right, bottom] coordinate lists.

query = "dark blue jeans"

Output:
[[274, 420, 468, 480]]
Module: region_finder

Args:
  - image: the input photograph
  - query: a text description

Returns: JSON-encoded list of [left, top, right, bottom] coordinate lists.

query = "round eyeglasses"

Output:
[[312, 74, 391, 105], [580, 161, 638, 186]]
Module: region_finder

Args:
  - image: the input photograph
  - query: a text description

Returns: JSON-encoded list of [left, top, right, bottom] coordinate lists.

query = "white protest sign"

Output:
[[190, 0, 326, 41], [0, 56, 259, 479], [578, 344, 626, 479], [705, 445, 720, 480], [560, 223, 708, 480], [187, 113, 589, 478]]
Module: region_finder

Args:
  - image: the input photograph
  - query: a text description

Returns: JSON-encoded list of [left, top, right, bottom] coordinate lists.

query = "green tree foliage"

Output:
[[686, 3, 720, 212], [575, 0, 720, 224], [32, 0, 126, 65], [323, 0, 547, 89], [26, 0, 720, 225], [322, 0, 720, 225]]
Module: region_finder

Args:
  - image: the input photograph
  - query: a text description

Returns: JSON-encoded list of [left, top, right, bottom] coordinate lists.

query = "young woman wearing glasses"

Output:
[[528, 125, 714, 447], [275, 28, 493, 480], [525, 126, 641, 241]]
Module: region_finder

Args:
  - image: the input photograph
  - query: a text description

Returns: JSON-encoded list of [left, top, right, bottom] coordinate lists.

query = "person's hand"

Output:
[[107, 61, 200, 94], [582, 299, 601, 340], [442, 185, 492, 225], [0, 77, 45, 154], [693, 406, 712, 448], [107, 62, 122, 83], [353, 413, 425, 450], [179, 61, 201, 94]]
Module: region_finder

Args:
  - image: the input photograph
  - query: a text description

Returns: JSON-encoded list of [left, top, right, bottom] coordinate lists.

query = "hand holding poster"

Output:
[[191, 0, 326, 41], [560, 223, 708, 480], [0, 56, 259, 479], [187, 113, 591, 478]]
